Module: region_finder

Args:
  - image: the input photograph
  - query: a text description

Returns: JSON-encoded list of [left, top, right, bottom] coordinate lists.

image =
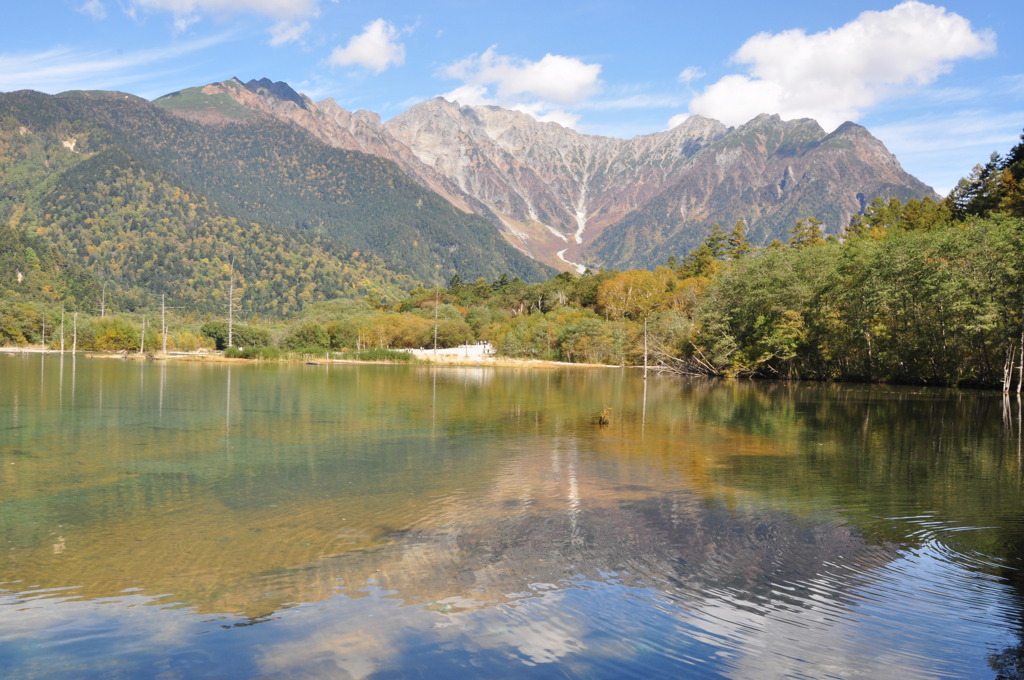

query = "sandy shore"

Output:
[[0, 346, 64, 354], [1, 344, 614, 370]]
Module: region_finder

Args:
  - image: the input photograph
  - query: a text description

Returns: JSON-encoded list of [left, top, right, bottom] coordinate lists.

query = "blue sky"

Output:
[[3, 1, 1022, 195]]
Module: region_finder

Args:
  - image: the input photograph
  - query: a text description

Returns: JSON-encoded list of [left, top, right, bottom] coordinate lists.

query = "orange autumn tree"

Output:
[[596, 269, 672, 373]]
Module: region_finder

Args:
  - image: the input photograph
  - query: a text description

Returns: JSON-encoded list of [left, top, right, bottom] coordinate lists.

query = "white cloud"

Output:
[[683, 1, 995, 131], [440, 84, 493, 107], [171, 14, 200, 31], [439, 46, 601, 129], [268, 20, 310, 47], [667, 113, 690, 129], [677, 67, 704, 84], [583, 94, 685, 111], [437, 83, 580, 128], [445, 46, 601, 105], [0, 34, 232, 94], [130, 0, 319, 19], [79, 0, 107, 19], [328, 18, 405, 74], [128, 0, 320, 36], [512, 103, 580, 129]]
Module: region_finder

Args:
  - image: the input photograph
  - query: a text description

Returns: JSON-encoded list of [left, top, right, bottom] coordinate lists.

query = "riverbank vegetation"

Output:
[[3, 132, 1023, 388]]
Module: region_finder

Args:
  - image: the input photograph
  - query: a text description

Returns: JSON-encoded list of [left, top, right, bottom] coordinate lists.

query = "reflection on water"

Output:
[[0, 355, 1023, 679]]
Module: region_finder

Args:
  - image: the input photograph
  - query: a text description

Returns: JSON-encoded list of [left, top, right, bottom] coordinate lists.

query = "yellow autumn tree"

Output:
[[596, 269, 670, 373]]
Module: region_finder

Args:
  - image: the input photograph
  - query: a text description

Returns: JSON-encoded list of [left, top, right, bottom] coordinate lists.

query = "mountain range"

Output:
[[157, 78, 936, 271], [0, 85, 552, 315], [0, 76, 936, 316]]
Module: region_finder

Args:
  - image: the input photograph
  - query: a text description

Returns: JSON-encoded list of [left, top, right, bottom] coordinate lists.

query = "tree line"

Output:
[[3, 129, 1022, 389]]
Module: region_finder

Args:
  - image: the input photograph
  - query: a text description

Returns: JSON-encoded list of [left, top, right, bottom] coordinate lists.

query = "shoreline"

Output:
[[2, 346, 1006, 388], [0, 345, 615, 370]]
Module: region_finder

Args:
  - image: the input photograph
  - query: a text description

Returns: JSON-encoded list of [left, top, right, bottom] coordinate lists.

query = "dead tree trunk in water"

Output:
[[227, 256, 235, 350], [1018, 327, 1023, 394], [1005, 342, 1016, 393], [643, 316, 648, 380]]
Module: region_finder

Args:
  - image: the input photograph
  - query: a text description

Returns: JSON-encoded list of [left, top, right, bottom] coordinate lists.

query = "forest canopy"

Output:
[[3, 111, 1023, 390]]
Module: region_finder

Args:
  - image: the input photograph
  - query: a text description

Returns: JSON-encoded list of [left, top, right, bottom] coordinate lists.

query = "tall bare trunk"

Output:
[[228, 257, 235, 349], [643, 316, 648, 379], [161, 294, 168, 355], [433, 288, 439, 356], [1018, 327, 1023, 394], [1005, 342, 1015, 393]]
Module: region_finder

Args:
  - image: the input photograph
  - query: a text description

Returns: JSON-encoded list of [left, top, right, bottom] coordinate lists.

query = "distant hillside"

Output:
[[0, 114, 415, 315], [0, 89, 553, 315]]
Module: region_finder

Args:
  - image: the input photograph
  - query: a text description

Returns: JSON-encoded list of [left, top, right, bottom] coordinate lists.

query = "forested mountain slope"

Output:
[[0, 89, 552, 315]]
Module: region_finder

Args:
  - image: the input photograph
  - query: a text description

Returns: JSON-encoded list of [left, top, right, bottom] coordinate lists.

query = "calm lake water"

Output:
[[1, 354, 1023, 679]]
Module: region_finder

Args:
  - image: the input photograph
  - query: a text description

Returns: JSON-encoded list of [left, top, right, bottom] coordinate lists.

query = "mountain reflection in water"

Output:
[[0, 355, 1022, 679]]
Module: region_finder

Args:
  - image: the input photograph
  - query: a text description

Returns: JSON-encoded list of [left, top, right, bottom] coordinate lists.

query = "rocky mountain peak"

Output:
[[318, 100, 383, 126], [748, 112, 784, 125], [731, 114, 826, 139], [825, 121, 876, 142], [663, 114, 728, 138], [243, 78, 307, 110], [154, 77, 937, 272]]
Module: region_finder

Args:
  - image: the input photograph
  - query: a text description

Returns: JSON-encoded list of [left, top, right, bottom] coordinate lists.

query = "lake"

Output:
[[1, 354, 1022, 679]]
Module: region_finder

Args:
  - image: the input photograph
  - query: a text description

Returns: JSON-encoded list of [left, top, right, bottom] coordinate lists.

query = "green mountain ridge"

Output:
[[0, 88, 553, 316], [155, 79, 258, 123]]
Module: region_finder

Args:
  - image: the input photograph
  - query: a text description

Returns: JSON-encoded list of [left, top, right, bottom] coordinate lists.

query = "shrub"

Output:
[[93, 317, 147, 351], [201, 321, 271, 350], [281, 321, 329, 351], [336, 348, 415, 362], [224, 345, 281, 360]]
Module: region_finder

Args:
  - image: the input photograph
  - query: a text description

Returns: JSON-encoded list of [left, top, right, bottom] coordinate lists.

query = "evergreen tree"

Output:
[[1002, 130, 1024, 181], [726, 220, 752, 259], [946, 156, 997, 218], [492, 273, 510, 291], [704, 223, 728, 258], [676, 243, 717, 279], [788, 217, 825, 248]]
